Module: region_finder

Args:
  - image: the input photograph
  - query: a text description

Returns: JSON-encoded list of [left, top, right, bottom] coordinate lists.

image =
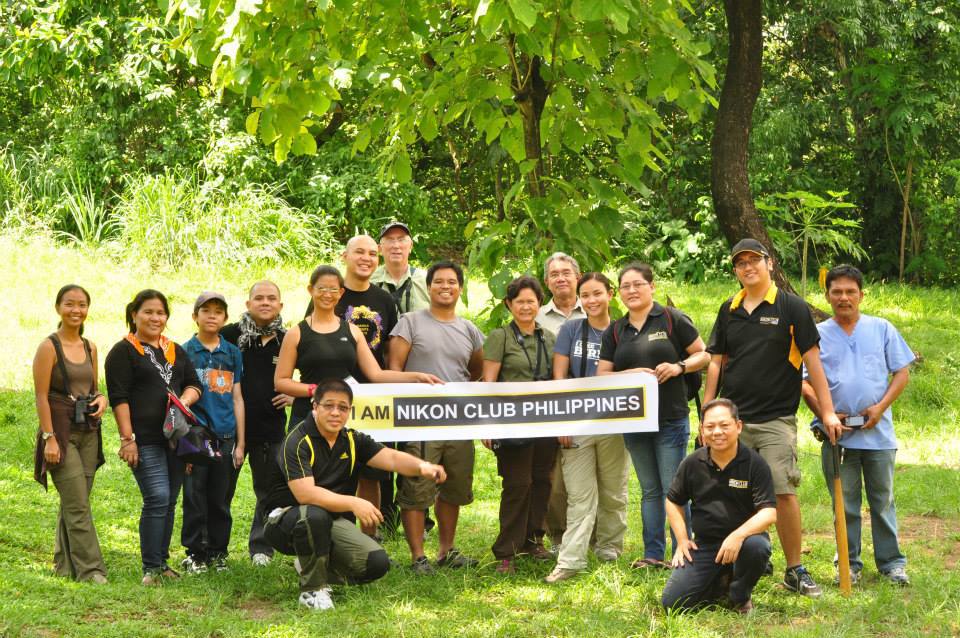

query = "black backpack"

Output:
[[612, 306, 703, 412]]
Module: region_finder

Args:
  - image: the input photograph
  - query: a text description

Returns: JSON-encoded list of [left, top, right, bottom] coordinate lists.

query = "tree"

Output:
[[169, 0, 716, 309]]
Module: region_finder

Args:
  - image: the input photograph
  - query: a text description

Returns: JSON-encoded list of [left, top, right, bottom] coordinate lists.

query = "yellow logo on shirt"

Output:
[[339, 452, 349, 460], [728, 479, 748, 489]]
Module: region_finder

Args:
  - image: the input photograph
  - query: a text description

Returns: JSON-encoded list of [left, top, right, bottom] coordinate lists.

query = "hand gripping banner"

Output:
[[347, 372, 659, 442]]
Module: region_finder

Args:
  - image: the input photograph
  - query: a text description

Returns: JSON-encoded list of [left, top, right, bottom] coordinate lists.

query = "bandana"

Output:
[[237, 311, 286, 351]]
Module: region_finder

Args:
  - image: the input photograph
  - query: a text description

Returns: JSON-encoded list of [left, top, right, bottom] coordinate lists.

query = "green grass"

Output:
[[2, 234, 959, 637]]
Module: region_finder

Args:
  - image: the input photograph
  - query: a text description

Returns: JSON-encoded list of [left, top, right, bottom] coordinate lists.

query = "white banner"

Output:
[[347, 372, 659, 442]]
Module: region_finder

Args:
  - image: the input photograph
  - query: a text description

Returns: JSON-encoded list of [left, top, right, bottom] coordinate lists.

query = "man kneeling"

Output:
[[260, 378, 447, 610], [661, 399, 777, 614]]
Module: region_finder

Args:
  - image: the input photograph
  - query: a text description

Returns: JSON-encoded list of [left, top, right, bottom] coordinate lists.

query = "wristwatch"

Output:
[[677, 360, 687, 373], [41, 431, 55, 441], [120, 433, 136, 442]]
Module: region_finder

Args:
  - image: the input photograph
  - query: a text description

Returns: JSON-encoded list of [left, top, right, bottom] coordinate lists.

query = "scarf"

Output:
[[125, 333, 176, 365], [237, 311, 286, 351]]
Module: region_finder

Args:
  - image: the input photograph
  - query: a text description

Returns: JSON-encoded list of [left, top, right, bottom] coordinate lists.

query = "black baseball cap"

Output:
[[194, 291, 228, 313], [730, 238, 770, 262], [378, 221, 411, 240]]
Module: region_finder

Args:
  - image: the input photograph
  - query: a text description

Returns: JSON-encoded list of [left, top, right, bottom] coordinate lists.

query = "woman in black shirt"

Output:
[[597, 263, 709, 569], [105, 289, 201, 586]]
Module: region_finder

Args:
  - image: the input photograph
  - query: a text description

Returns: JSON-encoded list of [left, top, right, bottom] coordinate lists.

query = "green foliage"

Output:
[[115, 173, 337, 267], [758, 190, 864, 297], [170, 0, 717, 310]]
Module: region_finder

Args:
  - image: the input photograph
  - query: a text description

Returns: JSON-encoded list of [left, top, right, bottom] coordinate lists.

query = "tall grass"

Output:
[[114, 172, 337, 267]]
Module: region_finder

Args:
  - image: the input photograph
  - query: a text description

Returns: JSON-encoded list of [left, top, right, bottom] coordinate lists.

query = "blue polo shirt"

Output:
[[806, 314, 914, 450], [184, 335, 244, 438]]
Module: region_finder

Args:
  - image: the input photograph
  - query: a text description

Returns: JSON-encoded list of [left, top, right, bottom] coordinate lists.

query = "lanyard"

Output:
[[510, 322, 545, 379]]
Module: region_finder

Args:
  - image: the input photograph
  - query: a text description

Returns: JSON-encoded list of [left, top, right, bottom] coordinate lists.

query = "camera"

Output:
[[73, 394, 98, 425]]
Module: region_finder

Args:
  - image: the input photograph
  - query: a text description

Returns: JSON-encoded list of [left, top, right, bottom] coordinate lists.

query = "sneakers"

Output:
[[299, 587, 334, 611], [544, 567, 580, 584], [181, 555, 208, 575], [436, 548, 478, 569], [784, 565, 822, 598], [833, 567, 862, 586], [251, 553, 272, 567], [594, 547, 619, 562], [411, 555, 435, 575], [211, 555, 229, 572], [495, 558, 516, 574], [884, 566, 910, 586]]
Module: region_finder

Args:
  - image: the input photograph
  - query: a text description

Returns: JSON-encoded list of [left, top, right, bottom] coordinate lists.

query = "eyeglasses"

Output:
[[312, 287, 341, 295], [734, 254, 765, 269], [381, 237, 411, 246], [316, 402, 351, 413], [547, 269, 577, 280], [618, 281, 650, 292]]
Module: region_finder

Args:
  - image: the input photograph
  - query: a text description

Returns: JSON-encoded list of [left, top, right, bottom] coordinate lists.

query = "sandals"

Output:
[[631, 557, 671, 570]]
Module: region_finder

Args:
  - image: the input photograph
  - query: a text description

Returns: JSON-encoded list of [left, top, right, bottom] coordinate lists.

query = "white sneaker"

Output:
[[298, 587, 334, 610], [180, 556, 207, 575], [251, 553, 272, 567]]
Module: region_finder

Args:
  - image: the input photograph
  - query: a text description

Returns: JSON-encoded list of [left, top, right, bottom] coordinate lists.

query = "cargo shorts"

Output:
[[739, 415, 801, 495]]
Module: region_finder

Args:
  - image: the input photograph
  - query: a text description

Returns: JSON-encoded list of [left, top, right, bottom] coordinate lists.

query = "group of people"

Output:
[[32, 222, 915, 615]]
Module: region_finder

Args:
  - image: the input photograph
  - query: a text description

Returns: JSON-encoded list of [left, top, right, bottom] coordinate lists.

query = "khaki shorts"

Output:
[[740, 416, 801, 496], [396, 440, 475, 510]]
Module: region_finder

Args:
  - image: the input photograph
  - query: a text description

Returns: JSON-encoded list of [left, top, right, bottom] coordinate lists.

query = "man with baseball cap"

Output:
[[703, 238, 842, 597], [371, 222, 430, 315]]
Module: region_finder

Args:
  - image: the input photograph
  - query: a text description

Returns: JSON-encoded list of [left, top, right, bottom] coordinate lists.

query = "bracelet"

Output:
[[120, 440, 137, 449]]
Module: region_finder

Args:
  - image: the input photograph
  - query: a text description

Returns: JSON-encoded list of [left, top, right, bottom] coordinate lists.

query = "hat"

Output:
[[194, 291, 228, 313], [378, 221, 411, 240], [731, 238, 770, 262]]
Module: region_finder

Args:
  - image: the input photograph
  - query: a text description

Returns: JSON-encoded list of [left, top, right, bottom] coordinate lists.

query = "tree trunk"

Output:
[[711, 0, 816, 311], [898, 158, 914, 282], [508, 37, 548, 198]]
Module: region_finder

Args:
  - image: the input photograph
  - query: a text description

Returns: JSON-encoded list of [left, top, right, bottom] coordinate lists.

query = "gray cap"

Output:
[[194, 291, 228, 313], [378, 221, 411, 240]]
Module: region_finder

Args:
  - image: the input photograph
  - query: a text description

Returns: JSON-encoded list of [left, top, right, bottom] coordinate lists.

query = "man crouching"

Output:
[[661, 399, 777, 614], [260, 378, 446, 610]]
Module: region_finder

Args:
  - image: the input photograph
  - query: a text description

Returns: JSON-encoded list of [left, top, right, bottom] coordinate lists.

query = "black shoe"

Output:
[[784, 565, 823, 598], [763, 560, 773, 576]]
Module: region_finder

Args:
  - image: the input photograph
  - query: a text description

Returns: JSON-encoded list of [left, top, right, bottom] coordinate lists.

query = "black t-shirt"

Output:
[[221, 323, 286, 445], [261, 414, 384, 515], [335, 286, 398, 378], [104, 339, 202, 447], [667, 443, 776, 546], [598, 303, 700, 421], [706, 285, 819, 423]]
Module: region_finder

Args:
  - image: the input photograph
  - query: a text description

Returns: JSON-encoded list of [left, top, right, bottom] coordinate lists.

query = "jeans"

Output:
[[820, 445, 905, 573], [247, 441, 282, 557], [661, 534, 772, 609], [624, 416, 690, 561], [181, 439, 239, 561], [132, 444, 184, 574]]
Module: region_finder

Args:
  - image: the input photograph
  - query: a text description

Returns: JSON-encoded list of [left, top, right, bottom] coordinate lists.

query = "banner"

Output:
[[347, 372, 659, 442]]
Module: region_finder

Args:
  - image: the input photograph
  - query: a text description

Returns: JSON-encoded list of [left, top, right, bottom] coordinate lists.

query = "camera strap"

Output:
[[510, 322, 545, 379], [47, 334, 94, 399]]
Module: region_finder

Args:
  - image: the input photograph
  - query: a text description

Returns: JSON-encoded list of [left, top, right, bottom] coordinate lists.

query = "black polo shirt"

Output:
[[221, 323, 286, 445], [261, 413, 383, 515], [598, 303, 700, 421], [667, 443, 776, 546], [706, 285, 819, 423]]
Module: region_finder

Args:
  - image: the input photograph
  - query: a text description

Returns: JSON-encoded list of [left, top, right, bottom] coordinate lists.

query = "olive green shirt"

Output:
[[370, 265, 430, 315], [483, 324, 556, 382]]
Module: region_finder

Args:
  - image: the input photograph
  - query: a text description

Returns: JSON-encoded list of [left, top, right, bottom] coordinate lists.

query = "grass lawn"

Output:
[[1, 233, 959, 637]]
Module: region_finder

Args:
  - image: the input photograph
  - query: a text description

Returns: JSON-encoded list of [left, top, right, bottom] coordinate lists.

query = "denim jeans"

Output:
[[248, 441, 282, 557], [624, 416, 690, 561], [661, 534, 772, 609], [820, 444, 905, 573], [132, 444, 184, 574]]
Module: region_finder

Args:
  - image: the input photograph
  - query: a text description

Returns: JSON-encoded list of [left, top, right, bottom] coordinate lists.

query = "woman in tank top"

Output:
[[32, 284, 109, 583], [275, 265, 441, 428]]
